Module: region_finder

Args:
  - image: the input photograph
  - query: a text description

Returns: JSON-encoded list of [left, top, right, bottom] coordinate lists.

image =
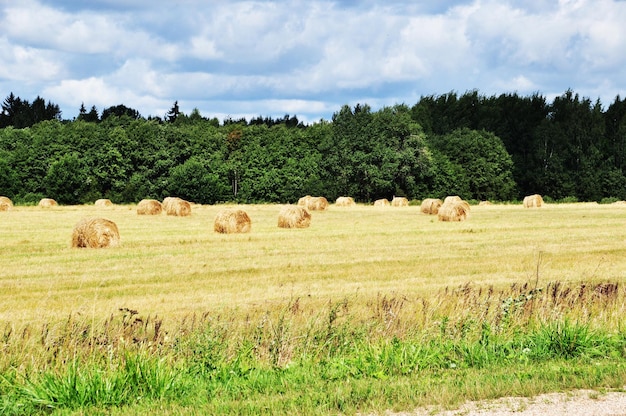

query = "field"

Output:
[[1, 201, 626, 414]]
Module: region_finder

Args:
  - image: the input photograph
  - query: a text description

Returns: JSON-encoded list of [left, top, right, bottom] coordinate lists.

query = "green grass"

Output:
[[1, 202, 626, 414]]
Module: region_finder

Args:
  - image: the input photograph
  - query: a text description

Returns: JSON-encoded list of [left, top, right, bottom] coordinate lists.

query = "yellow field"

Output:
[[2, 202, 626, 326]]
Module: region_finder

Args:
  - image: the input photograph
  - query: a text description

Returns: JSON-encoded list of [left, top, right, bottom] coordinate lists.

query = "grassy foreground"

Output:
[[1, 202, 626, 414]]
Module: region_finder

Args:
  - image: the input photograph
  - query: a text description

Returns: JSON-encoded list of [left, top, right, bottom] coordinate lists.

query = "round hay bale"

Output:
[[163, 197, 192, 216], [297, 195, 312, 207], [391, 196, 409, 207], [335, 196, 356, 207], [298, 195, 328, 211], [71, 218, 120, 248], [374, 198, 390, 207], [94, 198, 113, 207], [38, 198, 58, 207], [478, 201, 492, 206], [0, 196, 13, 211], [523, 194, 543, 208], [278, 205, 311, 229], [438, 200, 470, 222], [443, 195, 462, 204], [162, 196, 177, 212], [420, 198, 442, 214], [137, 199, 162, 215], [309, 196, 329, 211], [214, 209, 251, 234]]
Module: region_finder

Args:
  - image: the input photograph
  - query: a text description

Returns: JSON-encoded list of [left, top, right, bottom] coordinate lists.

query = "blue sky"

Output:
[[1, 0, 625, 123]]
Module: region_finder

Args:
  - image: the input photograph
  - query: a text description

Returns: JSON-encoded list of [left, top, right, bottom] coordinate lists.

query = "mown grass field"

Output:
[[1, 201, 626, 415]]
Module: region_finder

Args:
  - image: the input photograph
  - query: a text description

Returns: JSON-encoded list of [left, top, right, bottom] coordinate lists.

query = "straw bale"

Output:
[[309, 196, 329, 211], [297, 195, 312, 207], [214, 209, 251, 234], [71, 218, 120, 248], [420, 198, 442, 214], [523, 194, 543, 208], [38, 198, 57, 207], [478, 201, 492, 206], [163, 197, 192, 216], [0, 196, 13, 211], [94, 198, 113, 207], [438, 200, 470, 222], [137, 199, 162, 215], [278, 205, 311, 229], [162, 197, 177, 212], [298, 195, 328, 211], [391, 196, 409, 207], [443, 195, 462, 204], [374, 198, 390, 207], [335, 196, 356, 207]]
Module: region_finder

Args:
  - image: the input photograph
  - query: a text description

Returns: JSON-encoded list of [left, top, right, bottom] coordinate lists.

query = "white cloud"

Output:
[[3, 0, 626, 121], [0, 38, 63, 82]]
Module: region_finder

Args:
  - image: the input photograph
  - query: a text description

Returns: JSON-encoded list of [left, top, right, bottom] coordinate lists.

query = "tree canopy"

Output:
[[2, 90, 626, 204]]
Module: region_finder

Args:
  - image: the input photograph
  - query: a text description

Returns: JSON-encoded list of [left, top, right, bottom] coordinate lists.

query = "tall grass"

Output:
[[1, 279, 625, 414]]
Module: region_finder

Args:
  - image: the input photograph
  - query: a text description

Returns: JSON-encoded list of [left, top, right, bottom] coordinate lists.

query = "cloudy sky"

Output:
[[1, 0, 625, 123]]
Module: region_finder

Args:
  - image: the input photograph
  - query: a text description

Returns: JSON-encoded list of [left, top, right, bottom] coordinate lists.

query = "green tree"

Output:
[[101, 105, 141, 121], [0, 154, 18, 197], [429, 128, 516, 200], [43, 153, 91, 204], [167, 157, 229, 204]]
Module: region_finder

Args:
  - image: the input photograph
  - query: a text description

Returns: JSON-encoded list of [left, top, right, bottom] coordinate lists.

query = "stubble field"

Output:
[[2, 201, 625, 326]]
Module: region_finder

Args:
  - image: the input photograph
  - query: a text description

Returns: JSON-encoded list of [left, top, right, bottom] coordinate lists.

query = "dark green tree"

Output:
[[101, 104, 141, 121], [77, 103, 100, 123], [429, 128, 516, 200], [167, 157, 229, 204], [0, 154, 18, 197], [166, 101, 181, 123], [43, 153, 91, 204]]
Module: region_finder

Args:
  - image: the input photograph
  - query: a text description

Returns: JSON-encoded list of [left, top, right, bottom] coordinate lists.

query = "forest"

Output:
[[1, 89, 626, 205]]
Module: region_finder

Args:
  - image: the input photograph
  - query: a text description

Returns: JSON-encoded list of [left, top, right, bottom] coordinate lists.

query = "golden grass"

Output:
[[2, 202, 626, 328]]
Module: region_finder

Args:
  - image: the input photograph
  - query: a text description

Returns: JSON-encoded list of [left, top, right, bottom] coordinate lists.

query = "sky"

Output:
[[1, 0, 626, 124]]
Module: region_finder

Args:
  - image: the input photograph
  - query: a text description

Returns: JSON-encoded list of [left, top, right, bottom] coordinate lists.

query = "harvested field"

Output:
[[1, 202, 625, 326]]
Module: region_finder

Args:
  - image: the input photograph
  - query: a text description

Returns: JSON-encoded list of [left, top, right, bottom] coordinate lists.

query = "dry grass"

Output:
[[2, 202, 626, 331]]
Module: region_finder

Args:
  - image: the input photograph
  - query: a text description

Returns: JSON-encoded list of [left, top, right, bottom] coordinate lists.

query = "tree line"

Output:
[[1, 89, 625, 205]]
